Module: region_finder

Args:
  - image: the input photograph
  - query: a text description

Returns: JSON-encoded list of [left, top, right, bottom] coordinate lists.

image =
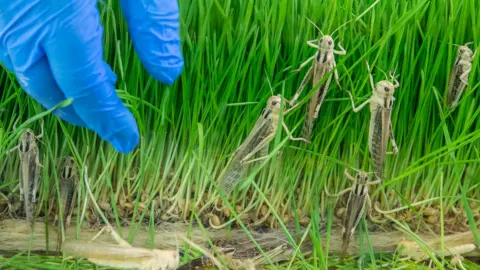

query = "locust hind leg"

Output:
[[312, 81, 330, 120], [333, 59, 343, 90], [66, 188, 77, 227], [240, 133, 276, 165], [459, 64, 471, 85], [386, 121, 399, 155], [289, 66, 314, 106], [19, 173, 24, 202], [255, 144, 269, 166], [292, 54, 316, 72], [301, 117, 313, 142], [33, 155, 41, 204], [324, 185, 353, 198]]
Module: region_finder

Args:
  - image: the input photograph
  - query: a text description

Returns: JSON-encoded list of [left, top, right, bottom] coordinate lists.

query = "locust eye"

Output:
[[271, 101, 279, 106], [460, 49, 464, 53], [320, 38, 323, 42], [328, 40, 332, 45], [384, 87, 389, 92]]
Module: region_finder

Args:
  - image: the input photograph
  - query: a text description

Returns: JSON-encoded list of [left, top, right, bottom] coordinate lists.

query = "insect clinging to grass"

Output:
[[8, 120, 44, 231], [447, 42, 477, 109], [219, 83, 310, 194], [325, 169, 380, 259], [288, 20, 348, 140], [346, 61, 399, 181], [54, 156, 78, 252]]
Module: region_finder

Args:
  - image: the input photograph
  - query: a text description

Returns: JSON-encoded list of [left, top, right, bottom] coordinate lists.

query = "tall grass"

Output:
[[0, 0, 479, 268]]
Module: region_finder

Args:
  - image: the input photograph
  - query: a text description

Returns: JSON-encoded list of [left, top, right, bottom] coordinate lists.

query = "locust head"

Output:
[[61, 156, 76, 180], [356, 171, 369, 185], [458, 44, 474, 60], [375, 68, 400, 98], [267, 95, 283, 114], [19, 129, 36, 153], [375, 80, 396, 98], [318, 35, 335, 51]]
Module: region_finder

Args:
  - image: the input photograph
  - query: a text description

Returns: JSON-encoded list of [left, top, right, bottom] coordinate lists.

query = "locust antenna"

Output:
[[354, 0, 380, 23], [306, 17, 324, 37], [375, 66, 389, 81], [331, 19, 352, 36], [344, 163, 375, 175], [264, 70, 275, 96], [346, 166, 362, 174], [435, 40, 462, 47], [464, 41, 474, 47], [386, 66, 400, 88]]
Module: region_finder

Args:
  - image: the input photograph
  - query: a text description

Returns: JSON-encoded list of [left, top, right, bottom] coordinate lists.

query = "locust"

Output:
[[219, 95, 310, 194], [288, 27, 346, 140], [346, 61, 399, 181], [396, 231, 479, 269], [62, 225, 179, 270], [177, 237, 289, 270], [8, 120, 44, 230], [54, 156, 78, 252], [73, 164, 179, 270], [324, 169, 380, 259], [447, 42, 477, 109]]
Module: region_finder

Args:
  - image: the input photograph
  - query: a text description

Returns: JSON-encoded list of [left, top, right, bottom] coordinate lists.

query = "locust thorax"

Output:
[[458, 45, 473, 60], [375, 81, 396, 99], [317, 35, 335, 51], [19, 129, 36, 153]]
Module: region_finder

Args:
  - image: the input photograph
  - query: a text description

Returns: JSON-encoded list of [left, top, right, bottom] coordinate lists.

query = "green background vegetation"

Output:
[[0, 0, 479, 269]]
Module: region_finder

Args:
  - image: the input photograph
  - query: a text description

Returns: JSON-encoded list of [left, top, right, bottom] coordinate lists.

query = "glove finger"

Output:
[[0, 49, 14, 72], [42, 1, 139, 153], [119, 0, 184, 84], [12, 56, 88, 127], [4, 26, 86, 126]]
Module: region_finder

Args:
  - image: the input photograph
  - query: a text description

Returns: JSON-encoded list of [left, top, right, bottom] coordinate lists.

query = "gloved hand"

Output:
[[0, 0, 184, 153]]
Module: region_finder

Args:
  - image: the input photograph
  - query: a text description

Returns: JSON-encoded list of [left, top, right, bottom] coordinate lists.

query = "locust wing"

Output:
[[219, 109, 273, 193], [447, 58, 465, 108]]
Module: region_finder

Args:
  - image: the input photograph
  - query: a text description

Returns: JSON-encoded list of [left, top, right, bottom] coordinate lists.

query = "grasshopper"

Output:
[[219, 95, 310, 194], [8, 120, 43, 230], [346, 61, 399, 181], [447, 42, 477, 109], [177, 238, 289, 270], [325, 169, 380, 258], [396, 231, 479, 268], [62, 225, 179, 270], [75, 164, 179, 270], [176, 256, 215, 270], [288, 25, 347, 140], [54, 156, 78, 252]]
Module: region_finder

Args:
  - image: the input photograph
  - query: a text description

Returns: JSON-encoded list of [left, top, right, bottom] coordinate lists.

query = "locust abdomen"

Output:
[[219, 162, 245, 194], [369, 108, 388, 181]]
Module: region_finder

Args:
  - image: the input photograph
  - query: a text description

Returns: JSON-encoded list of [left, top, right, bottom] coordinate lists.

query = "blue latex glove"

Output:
[[0, 0, 184, 153]]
